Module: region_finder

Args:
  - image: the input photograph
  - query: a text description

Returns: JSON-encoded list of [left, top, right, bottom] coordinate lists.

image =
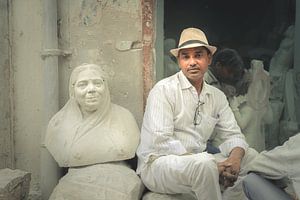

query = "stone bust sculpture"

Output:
[[45, 63, 140, 167]]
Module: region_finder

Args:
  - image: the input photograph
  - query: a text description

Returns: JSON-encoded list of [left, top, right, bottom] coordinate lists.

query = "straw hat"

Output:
[[170, 28, 217, 57]]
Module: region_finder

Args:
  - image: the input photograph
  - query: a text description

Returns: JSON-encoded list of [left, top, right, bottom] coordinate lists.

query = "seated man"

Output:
[[136, 27, 256, 200], [243, 133, 300, 200]]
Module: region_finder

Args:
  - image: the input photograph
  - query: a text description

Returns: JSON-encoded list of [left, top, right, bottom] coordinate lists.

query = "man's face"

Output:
[[217, 65, 244, 86], [74, 69, 106, 114], [177, 47, 212, 85]]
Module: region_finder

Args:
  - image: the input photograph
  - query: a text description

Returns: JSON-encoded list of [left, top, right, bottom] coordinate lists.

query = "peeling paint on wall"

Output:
[[142, 0, 155, 109], [0, 0, 13, 169]]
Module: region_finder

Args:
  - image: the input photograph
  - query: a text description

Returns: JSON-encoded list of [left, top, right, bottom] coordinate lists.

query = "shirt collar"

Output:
[[201, 80, 212, 95], [178, 70, 212, 95], [178, 71, 192, 89]]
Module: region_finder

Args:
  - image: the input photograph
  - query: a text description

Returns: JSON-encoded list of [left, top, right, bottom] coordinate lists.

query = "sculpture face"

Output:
[[74, 69, 105, 114]]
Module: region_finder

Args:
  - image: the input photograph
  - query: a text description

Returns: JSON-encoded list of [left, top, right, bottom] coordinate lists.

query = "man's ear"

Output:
[[208, 53, 213, 65]]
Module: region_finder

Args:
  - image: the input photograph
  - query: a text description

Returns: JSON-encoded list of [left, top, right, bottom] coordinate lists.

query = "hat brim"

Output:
[[170, 43, 217, 57]]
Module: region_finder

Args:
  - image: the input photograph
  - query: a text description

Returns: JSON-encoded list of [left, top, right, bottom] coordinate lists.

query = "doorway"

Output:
[[159, 0, 295, 79], [155, 0, 298, 150]]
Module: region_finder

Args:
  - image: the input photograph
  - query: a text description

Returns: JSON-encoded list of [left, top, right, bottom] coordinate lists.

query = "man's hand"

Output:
[[218, 161, 236, 187], [218, 147, 245, 188], [218, 157, 240, 188]]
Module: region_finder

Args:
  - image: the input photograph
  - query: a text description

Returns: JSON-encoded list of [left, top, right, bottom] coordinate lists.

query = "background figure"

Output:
[[266, 25, 296, 149], [229, 60, 273, 152], [243, 133, 300, 200], [164, 38, 179, 77], [205, 48, 247, 99], [205, 48, 249, 148], [45, 63, 143, 199]]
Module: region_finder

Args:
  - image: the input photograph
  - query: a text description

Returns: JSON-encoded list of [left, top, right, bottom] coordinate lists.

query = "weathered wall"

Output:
[[8, 0, 144, 198], [58, 0, 143, 126], [0, 0, 13, 169]]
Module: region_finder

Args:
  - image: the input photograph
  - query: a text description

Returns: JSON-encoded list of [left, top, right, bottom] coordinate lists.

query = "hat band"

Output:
[[178, 40, 208, 48]]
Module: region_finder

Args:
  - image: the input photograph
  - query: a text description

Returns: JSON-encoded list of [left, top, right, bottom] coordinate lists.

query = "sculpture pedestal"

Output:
[[142, 192, 196, 200], [49, 163, 144, 200]]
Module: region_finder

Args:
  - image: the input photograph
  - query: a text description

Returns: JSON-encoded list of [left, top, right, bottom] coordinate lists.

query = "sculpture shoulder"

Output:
[[47, 109, 64, 130], [110, 104, 139, 128], [47, 101, 77, 129], [111, 104, 135, 118]]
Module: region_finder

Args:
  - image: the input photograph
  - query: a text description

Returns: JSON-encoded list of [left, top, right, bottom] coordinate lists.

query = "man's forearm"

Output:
[[229, 147, 245, 160]]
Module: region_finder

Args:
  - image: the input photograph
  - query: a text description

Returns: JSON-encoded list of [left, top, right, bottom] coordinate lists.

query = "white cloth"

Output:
[[245, 133, 300, 199], [141, 149, 257, 200], [141, 153, 221, 200], [136, 71, 250, 199]]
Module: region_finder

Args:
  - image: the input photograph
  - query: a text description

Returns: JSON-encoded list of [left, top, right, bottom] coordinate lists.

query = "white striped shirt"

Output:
[[136, 71, 248, 173]]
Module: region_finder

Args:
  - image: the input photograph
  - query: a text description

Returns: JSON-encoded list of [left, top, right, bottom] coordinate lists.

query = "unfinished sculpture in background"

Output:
[[45, 63, 143, 200], [229, 60, 273, 152], [266, 25, 298, 149]]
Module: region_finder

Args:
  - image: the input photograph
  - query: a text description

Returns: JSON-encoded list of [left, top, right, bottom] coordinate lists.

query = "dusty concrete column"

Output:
[[40, 0, 61, 199], [0, 0, 13, 169]]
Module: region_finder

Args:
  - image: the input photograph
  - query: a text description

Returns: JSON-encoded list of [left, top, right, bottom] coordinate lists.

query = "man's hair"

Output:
[[211, 48, 244, 72]]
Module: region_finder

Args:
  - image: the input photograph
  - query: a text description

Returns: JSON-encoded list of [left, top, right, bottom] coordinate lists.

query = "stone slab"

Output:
[[0, 168, 31, 200]]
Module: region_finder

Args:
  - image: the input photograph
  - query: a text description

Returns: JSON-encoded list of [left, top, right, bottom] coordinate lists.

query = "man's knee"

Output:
[[189, 154, 218, 181], [192, 153, 216, 169]]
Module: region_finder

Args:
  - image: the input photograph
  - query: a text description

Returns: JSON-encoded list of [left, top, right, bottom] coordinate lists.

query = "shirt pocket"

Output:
[[197, 113, 218, 141]]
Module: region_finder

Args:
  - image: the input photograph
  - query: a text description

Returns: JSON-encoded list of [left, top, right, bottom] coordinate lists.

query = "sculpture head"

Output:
[[69, 63, 109, 118]]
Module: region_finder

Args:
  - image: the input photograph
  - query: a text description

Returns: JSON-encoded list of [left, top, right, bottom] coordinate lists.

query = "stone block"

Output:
[[0, 168, 31, 200]]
